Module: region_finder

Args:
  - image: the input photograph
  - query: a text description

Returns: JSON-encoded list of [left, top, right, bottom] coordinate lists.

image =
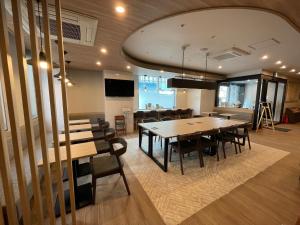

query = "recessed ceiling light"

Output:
[[218, 65, 222, 69], [275, 60, 282, 65], [115, 6, 125, 14], [96, 61, 101, 66], [67, 82, 73, 87], [160, 70, 164, 73], [297, 72, 300, 75], [100, 48, 107, 54], [261, 55, 269, 60], [126, 65, 131, 70], [280, 65, 287, 69], [64, 78, 70, 83], [290, 69, 296, 73]]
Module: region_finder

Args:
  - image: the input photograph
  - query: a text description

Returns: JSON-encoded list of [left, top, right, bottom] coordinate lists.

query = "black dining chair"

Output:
[[170, 132, 202, 175], [230, 123, 252, 150], [199, 129, 220, 162], [218, 125, 241, 159], [91, 137, 130, 204], [134, 111, 144, 130]]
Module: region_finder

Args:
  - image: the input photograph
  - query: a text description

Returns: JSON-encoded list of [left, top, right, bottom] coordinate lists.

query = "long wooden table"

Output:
[[59, 131, 94, 145], [138, 117, 247, 172], [69, 119, 90, 125], [68, 123, 92, 133]]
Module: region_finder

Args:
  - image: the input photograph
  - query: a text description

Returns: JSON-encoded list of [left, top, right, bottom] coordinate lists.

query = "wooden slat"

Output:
[[26, 0, 56, 224], [0, 204, 4, 225], [41, 0, 67, 224], [0, 1, 31, 224], [0, 132, 18, 225], [10, 0, 44, 223], [55, 0, 77, 224]]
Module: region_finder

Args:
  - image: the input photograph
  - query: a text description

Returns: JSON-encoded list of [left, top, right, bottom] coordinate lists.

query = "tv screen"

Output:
[[105, 79, 134, 97]]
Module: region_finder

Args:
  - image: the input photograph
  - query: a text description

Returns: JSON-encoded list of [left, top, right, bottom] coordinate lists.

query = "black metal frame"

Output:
[[138, 125, 169, 172], [215, 74, 287, 129]]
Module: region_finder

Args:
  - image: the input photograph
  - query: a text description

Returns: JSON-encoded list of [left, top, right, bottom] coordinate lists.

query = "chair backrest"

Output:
[[142, 118, 158, 123], [161, 117, 173, 121], [135, 111, 144, 118], [201, 129, 219, 136], [109, 137, 127, 156], [148, 110, 158, 118]]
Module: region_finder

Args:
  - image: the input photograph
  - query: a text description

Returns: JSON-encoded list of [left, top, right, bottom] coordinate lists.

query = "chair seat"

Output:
[[170, 140, 197, 153], [92, 155, 123, 177]]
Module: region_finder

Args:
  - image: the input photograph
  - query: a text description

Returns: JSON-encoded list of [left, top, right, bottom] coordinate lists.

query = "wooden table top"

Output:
[[69, 119, 90, 125], [59, 131, 93, 143], [219, 113, 237, 117], [139, 117, 247, 138], [69, 123, 92, 132], [38, 142, 97, 166]]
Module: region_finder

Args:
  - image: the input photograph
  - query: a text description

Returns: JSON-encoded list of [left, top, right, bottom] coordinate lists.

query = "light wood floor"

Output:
[[75, 124, 300, 225]]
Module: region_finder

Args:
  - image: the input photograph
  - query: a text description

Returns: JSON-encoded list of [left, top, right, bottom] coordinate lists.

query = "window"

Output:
[[0, 81, 7, 130], [138, 75, 175, 109], [27, 65, 38, 118], [217, 79, 258, 109]]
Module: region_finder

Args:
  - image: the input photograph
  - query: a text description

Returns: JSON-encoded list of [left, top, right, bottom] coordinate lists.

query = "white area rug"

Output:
[[124, 138, 289, 225]]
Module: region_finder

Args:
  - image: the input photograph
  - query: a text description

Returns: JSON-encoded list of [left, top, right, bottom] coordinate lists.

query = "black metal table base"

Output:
[[138, 126, 169, 172], [55, 183, 93, 217]]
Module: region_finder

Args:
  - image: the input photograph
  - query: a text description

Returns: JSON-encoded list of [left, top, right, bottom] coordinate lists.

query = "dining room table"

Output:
[[138, 116, 247, 172]]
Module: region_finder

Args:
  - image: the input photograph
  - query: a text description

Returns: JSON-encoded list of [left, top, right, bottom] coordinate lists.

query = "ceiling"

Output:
[[47, 0, 300, 78], [123, 8, 300, 77]]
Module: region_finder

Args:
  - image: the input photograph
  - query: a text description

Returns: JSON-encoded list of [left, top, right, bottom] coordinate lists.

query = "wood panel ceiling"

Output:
[[50, 0, 300, 75]]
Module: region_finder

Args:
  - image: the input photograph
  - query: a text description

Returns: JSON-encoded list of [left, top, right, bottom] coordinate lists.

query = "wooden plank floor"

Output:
[[74, 123, 300, 225]]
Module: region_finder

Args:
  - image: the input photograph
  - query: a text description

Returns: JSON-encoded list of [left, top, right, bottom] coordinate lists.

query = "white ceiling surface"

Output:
[[123, 9, 300, 77]]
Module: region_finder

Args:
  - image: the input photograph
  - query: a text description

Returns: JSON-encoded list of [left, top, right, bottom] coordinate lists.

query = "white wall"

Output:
[[67, 69, 104, 114], [176, 90, 188, 109], [200, 89, 216, 113], [187, 89, 201, 115], [103, 70, 137, 133]]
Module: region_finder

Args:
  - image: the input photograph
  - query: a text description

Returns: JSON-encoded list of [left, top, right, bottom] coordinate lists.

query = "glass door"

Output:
[[274, 82, 285, 122]]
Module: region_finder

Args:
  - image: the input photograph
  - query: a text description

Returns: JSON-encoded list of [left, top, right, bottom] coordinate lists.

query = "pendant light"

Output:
[[37, 0, 47, 69]]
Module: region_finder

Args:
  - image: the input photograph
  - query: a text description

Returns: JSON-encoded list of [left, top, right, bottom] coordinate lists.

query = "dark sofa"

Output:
[[285, 107, 300, 123]]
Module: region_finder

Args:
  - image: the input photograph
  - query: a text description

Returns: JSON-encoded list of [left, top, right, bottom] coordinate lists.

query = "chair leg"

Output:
[[92, 177, 96, 204], [247, 134, 251, 150], [198, 150, 204, 167], [169, 147, 173, 162], [179, 152, 184, 175], [120, 169, 131, 195], [237, 138, 242, 153], [222, 141, 226, 159], [234, 141, 238, 154]]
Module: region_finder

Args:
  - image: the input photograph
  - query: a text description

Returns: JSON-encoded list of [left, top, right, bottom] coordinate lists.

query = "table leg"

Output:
[[148, 131, 153, 157], [72, 160, 79, 208], [138, 125, 142, 148], [163, 138, 169, 172]]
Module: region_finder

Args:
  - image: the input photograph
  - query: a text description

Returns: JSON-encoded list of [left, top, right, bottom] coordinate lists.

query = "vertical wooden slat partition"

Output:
[[0, 0, 31, 224], [26, 0, 56, 224], [0, 130, 18, 225], [10, 0, 44, 224], [41, 0, 67, 224], [0, 0, 77, 223], [55, 0, 77, 224]]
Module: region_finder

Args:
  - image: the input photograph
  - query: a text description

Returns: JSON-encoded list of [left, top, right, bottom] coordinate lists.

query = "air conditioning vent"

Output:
[[5, 0, 98, 46], [211, 47, 250, 61], [38, 17, 81, 41]]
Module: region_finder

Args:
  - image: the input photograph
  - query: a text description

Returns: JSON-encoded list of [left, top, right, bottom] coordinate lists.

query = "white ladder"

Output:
[[256, 102, 275, 132]]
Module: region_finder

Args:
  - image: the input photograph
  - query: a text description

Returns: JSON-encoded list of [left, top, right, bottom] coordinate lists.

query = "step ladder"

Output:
[[256, 102, 275, 132]]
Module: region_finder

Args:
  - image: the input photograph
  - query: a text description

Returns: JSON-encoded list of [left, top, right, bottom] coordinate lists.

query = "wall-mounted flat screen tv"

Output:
[[105, 79, 134, 97]]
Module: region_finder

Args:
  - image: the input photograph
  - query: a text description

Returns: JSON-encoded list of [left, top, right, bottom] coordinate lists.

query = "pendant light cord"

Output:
[[182, 47, 185, 79]]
